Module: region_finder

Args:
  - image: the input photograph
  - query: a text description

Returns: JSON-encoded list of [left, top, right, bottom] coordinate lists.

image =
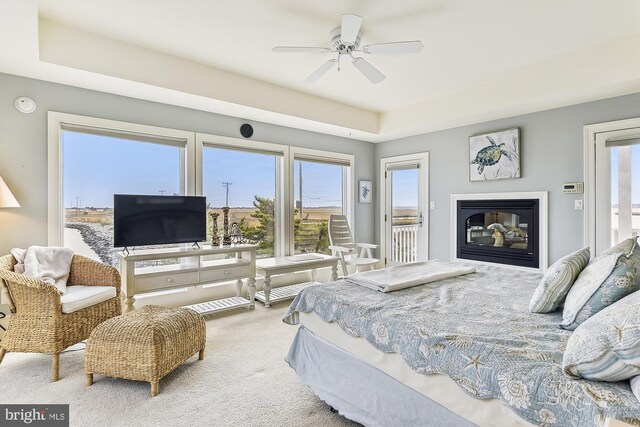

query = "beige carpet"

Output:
[[0, 300, 358, 427]]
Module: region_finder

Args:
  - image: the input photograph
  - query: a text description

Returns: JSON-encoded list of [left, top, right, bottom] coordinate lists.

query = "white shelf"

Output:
[[185, 296, 253, 315], [255, 281, 319, 305], [117, 244, 259, 262], [119, 245, 257, 314], [200, 259, 251, 270], [134, 264, 199, 277]]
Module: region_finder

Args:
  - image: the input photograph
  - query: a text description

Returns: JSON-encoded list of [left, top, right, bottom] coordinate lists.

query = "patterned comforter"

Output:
[[283, 264, 640, 426]]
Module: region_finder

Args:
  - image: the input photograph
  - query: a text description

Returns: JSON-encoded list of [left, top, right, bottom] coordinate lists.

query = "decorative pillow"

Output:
[[529, 247, 590, 313], [560, 238, 640, 330], [600, 237, 637, 257], [563, 289, 640, 381]]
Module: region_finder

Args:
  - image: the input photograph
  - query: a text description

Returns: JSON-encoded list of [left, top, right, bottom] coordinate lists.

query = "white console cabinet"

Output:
[[117, 245, 258, 314]]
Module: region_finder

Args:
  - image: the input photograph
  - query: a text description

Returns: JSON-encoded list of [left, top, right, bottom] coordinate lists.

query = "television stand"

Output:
[[117, 244, 258, 314]]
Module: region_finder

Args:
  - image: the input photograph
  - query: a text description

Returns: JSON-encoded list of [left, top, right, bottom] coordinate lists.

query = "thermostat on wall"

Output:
[[562, 182, 584, 194]]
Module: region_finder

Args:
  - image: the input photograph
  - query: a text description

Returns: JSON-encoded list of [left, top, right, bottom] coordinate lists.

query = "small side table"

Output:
[[255, 254, 339, 307]]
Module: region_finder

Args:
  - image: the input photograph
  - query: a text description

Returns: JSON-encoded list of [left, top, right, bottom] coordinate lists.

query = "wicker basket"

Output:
[[85, 305, 206, 396]]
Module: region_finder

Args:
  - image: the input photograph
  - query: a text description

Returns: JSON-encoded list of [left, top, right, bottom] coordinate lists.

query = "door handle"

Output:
[[419, 211, 424, 227]]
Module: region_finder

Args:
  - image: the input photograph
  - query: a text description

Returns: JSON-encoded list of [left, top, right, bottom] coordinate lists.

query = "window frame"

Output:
[[196, 133, 290, 258], [48, 112, 355, 259], [290, 146, 355, 255], [47, 111, 196, 246]]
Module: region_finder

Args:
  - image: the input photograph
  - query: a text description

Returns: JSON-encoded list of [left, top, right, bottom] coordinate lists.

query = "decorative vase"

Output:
[[209, 212, 220, 246], [222, 207, 231, 246]]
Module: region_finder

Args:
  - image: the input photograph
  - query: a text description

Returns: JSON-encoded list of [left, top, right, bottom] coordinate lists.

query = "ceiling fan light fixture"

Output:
[[272, 13, 422, 84]]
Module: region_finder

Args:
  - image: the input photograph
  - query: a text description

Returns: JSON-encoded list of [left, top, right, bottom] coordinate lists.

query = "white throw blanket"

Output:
[[10, 246, 74, 294], [632, 376, 640, 404], [345, 260, 476, 292]]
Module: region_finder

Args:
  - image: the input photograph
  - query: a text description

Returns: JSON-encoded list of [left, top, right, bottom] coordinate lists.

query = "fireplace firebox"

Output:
[[456, 199, 539, 268]]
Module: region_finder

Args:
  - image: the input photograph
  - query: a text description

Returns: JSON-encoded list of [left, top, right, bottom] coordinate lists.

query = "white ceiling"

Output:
[[1, 0, 639, 142]]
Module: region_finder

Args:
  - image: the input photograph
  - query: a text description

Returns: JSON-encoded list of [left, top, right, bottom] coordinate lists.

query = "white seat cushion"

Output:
[[60, 285, 116, 314]]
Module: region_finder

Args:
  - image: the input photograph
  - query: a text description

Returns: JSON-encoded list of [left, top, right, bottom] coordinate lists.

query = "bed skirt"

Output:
[[285, 326, 474, 427]]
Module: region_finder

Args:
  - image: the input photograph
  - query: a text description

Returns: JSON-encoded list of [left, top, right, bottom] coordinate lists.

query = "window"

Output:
[[49, 113, 354, 263], [609, 142, 640, 245], [60, 129, 186, 266], [293, 152, 352, 255], [202, 145, 281, 258], [587, 119, 640, 254]]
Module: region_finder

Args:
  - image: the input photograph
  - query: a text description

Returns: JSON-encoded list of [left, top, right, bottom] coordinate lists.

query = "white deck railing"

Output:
[[392, 224, 419, 263]]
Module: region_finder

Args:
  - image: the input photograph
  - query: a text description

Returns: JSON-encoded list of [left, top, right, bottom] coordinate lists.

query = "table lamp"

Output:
[[0, 176, 19, 208]]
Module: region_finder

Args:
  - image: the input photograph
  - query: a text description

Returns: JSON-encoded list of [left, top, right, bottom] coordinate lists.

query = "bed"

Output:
[[282, 263, 640, 427]]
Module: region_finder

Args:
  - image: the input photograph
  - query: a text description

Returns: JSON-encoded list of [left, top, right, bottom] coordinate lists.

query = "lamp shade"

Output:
[[0, 176, 20, 208]]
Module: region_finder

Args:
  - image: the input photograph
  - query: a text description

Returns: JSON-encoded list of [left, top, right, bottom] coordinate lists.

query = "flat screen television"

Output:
[[113, 194, 206, 248]]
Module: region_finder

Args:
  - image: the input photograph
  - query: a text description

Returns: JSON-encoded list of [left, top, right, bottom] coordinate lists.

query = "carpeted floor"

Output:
[[0, 300, 358, 427]]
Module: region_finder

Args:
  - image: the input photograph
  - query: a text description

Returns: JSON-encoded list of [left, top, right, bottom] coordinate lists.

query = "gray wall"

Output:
[[0, 73, 375, 255], [2, 70, 639, 266], [375, 92, 640, 264]]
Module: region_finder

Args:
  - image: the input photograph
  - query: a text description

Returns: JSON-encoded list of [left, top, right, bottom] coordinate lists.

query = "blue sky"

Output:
[[202, 147, 277, 207], [62, 131, 640, 210], [63, 132, 181, 208], [391, 168, 419, 208], [63, 132, 358, 208]]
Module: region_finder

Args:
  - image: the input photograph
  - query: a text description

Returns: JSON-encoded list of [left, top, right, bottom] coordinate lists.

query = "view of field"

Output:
[[65, 207, 345, 228], [391, 207, 419, 226], [203, 207, 341, 227], [64, 204, 344, 264]]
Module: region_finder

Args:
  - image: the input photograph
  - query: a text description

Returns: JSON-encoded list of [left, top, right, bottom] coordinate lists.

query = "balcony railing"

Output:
[[392, 224, 419, 263]]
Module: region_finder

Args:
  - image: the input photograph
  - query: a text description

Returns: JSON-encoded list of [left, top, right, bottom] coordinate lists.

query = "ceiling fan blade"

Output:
[[273, 46, 332, 53], [352, 57, 385, 84], [303, 59, 337, 84], [362, 40, 423, 54], [341, 14, 363, 44]]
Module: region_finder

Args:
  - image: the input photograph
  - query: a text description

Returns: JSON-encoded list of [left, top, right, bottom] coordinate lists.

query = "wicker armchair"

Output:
[[0, 254, 121, 381]]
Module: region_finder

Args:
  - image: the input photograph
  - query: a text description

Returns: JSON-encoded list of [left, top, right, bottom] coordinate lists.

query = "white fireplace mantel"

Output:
[[450, 191, 548, 272]]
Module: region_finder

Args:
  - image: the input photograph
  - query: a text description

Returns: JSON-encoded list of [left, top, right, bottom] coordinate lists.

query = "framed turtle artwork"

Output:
[[469, 128, 520, 181]]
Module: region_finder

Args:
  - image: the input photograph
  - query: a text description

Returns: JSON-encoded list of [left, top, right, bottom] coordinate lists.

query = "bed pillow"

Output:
[[563, 289, 640, 381], [560, 238, 640, 330], [529, 247, 590, 313]]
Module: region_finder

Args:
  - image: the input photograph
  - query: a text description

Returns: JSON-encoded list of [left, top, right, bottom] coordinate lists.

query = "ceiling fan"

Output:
[[273, 14, 423, 84]]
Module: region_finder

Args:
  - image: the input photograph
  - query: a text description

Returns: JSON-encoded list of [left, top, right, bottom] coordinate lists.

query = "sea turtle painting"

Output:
[[470, 136, 511, 174], [469, 129, 520, 181]]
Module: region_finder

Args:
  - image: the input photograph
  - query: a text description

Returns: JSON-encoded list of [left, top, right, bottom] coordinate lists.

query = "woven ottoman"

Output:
[[85, 305, 206, 396]]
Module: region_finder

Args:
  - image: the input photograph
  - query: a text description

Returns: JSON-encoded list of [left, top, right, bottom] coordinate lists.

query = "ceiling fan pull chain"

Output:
[[337, 54, 341, 72]]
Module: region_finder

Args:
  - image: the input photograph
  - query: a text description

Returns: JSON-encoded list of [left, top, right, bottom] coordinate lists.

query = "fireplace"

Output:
[[456, 199, 539, 268]]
